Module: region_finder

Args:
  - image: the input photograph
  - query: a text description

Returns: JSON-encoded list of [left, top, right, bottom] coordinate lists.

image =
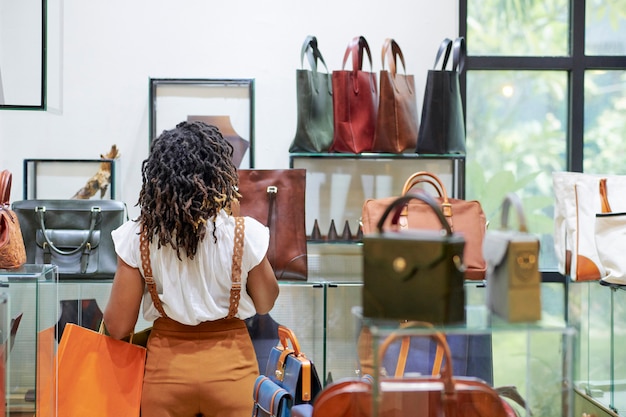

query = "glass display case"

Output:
[[569, 280, 626, 416], [0, 265, 57, 416], [289, 153, 465, 240]]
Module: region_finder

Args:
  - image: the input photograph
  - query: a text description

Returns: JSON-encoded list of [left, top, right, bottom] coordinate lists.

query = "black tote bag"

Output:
[[417, 37, 466, 155], [289, 35, 334, 153]]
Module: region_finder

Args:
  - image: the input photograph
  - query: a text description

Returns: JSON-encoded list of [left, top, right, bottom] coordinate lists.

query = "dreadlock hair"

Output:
[[138, 120, 240, 260]]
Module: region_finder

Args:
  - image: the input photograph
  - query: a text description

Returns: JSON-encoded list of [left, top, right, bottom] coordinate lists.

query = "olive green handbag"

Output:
[[362, 192, 466, 324]]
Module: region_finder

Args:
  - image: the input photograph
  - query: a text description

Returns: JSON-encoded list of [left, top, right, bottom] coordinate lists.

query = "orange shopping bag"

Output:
[[37, 323, 146, 417]]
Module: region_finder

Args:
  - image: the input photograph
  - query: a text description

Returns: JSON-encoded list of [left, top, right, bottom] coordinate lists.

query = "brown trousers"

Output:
[[141, 317, 258, 417]]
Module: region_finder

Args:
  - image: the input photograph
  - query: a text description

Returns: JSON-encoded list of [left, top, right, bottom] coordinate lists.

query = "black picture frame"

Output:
[[149, 78, 255, 168]]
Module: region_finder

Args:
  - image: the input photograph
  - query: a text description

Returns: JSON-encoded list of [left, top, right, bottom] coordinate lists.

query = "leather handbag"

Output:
[[237, 169, 308, 281], [265, 325, 322, 406], [417, 37, 466, 155], [372, 38, 419, 153], [362, 171, 487, 280], [289, 35, 334, 153], [12, 199, 127, 279], [483, 193, 541, 322], [362, 192, 466, 324], [0, 170, 27, 269], [374, 325, 514, 417], [253, 375, 292, 417], [330, 36, 378, 153]]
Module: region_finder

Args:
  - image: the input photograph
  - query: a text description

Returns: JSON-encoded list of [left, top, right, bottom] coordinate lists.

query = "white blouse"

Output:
[[111, 210, 270, 324]]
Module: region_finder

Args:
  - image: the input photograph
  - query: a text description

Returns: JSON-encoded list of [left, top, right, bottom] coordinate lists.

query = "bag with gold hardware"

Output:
[[483, 193, 541, 323], [362, 171, 487, 280], [362, 192, 466, 324], [264, 325, 322, 408]]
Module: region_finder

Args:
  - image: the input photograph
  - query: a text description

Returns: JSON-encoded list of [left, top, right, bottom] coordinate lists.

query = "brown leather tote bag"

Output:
[[372, 38, 419, 153], [0, 170, 27, 269], [237, 169, 308, 281]]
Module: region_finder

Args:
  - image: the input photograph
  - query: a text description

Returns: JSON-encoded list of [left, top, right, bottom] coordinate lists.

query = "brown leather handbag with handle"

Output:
[[0, 170, 26, 269], [362, 171, 487, 280]]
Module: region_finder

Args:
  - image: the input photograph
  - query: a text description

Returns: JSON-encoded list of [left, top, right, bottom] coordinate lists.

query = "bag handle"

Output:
[[381, 321, 444, 378], [36, 205, 100, 256], [433, 38, 453, 70], [599, 178, 612, 213], [376, 191, 453, 236], [452, 37, 466, 73], [277, 324, 303, 356], [381, 38, 413, 94], [500, 192, 529, 233], [0, 170, 11, 206], [300, 35, 332, 96], [401, 171, 451, 217], [342, 36, 375, 94], [377, 321, 456, 397]]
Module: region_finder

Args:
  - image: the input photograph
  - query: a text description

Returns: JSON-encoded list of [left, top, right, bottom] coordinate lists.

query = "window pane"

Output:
[[466, 71, 568, 270], [467, 0, 569, 56], [586, 1, 626, 55], [584, 70, 626, 172]]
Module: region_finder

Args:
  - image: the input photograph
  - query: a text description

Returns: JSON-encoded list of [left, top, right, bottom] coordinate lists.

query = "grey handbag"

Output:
[[12, 199, 127, 279]]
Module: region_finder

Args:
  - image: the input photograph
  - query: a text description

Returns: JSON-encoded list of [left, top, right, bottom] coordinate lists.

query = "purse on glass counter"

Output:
[[362, 192, 466, 324]]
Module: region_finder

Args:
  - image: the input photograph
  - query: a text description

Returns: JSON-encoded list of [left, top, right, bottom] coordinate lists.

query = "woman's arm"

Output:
[[103, 257, 145, 339], [246, 256, 279, 315]]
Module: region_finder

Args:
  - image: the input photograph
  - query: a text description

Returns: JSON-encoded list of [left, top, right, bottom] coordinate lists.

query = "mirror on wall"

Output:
[[0, 0, 46, 109]]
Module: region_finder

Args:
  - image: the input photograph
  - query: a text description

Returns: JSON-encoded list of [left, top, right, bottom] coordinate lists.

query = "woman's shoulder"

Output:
[[112, 218, 141, 238]]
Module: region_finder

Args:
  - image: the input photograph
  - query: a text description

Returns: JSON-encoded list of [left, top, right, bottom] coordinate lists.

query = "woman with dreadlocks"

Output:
[[103, 120, 279, 417]]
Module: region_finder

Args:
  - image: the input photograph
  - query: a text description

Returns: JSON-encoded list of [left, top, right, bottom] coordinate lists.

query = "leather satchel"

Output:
[[417, 37, 466, 155], [0, 170, 27, 269], [372, 38, 419, 153], [265, 325, 322, 406], [12, 199, 127, 279], [289, 35, 334, 153], [483, 193, 541, 323], [253, 375, 292, 417], [330, 36, 378, 153], [362, 192, 466, 324], [362, 171, 487, 280], [237, 169, 308, 281]]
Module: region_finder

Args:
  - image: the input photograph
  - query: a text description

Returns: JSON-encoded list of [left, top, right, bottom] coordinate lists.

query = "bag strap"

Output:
[[433, 38, 453, 70], [139, 217, 245, 320], [381, 38, 413, 94], [342, 36, 375, 94], [500, 192, 529, 233], [380, 192, 453, 235], [0, 170, 11, 206], [300, 35, 332, 96], [599, 178, 612, 213], [452, 37, 466, 73]]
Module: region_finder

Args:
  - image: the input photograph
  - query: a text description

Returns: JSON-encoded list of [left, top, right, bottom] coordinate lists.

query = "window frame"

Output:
[[458, 0, 626, 283]]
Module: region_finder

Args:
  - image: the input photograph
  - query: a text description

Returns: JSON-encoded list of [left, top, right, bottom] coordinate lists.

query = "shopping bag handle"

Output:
[[300, 35, 332, 96], [376, 191, 453, 236]]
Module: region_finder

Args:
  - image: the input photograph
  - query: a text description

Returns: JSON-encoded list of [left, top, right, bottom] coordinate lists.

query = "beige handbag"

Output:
[[483, 193, 541, 323]]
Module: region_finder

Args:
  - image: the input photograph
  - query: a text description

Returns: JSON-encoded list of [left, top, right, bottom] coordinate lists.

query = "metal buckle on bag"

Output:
[[35, 206, 46, 213], [267, 186, 278, 194]]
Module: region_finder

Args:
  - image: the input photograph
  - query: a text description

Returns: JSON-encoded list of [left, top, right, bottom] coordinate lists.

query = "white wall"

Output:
[[0, 0, 457, 218]]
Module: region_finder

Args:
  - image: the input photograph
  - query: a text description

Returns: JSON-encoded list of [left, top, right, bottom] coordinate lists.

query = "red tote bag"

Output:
[[330, 36, 378, 154]]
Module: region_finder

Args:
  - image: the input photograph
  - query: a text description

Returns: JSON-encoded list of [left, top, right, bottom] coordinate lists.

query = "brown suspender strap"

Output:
[[140, 216, 245, 320], [140, 230, 168, 318], [227, 217, 245, 319]]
